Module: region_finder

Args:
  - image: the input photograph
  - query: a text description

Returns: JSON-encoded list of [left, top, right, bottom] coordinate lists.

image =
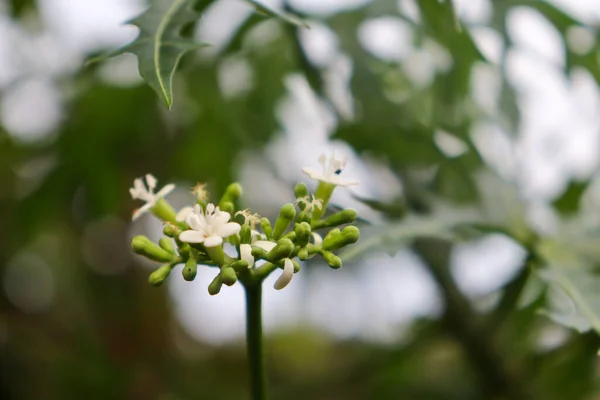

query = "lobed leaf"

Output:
[[87, 0, 207, 108]]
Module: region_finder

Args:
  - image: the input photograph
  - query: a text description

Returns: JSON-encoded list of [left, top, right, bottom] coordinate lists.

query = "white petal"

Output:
[[133, 178, 145, 192], [301, 167, 324, 180], [145, 174, 157, 191], [179, 230, 206, 243], [240, 244, 254, 267], [204, 235, 223, 248], [311, 232, 323, 247], [132, 208, 143, 221], [132, 203, 153, 221], [206, 203, 215, 214], [186, 213, 203, 231], [318, 153, 327, 165], [274, 258, 294, 290], [176, 206, 194, 222], [253, 240, 277, 252], [215, 222, 241, 238], [214, 210, 231, 225], [156, 183, 175, 198]]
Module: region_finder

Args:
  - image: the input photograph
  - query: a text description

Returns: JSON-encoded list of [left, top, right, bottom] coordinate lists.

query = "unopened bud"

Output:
[[266, 238, 294, 263], [322, 251, 342, 269], [240, 225, 251, 244], [294, 182, 309, 199], [220, 267, 238, 286], [208, 275, 223, 295], [163, 224, 180, 238], [159, 237, 175, 254], [219, 182, 243, 208], [251, 246, 267, 260], [229, 260, 250, 271], [323, 226, 359, 251], [298, 247, 309, 260], [132, 236, 174, 262], [182, 256, 197, 281], [273, 204, 296, 239], [148, 264, 172, 286], [220, 201, 234, 215], [294, 222, 311, 247], [319, 209, 358, 228], [260, 218, 272, 238]]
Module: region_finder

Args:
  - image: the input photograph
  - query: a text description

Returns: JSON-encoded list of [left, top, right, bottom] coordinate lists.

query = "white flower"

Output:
[[239, 240, 295, 290], [176, 206, 194, 222], [179, 203, 241, 248], [129, 174, 175, 221], [302, 153, 359, 186]]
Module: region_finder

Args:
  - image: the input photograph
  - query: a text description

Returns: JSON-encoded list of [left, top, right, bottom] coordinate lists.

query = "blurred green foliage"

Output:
[[1, 0, 600, 399]]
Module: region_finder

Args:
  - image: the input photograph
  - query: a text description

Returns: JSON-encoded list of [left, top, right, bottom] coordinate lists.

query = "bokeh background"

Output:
[[1, 0, 600, 399]]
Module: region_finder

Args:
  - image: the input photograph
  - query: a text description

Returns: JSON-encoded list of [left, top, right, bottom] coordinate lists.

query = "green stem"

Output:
[[244, 282, 267, 400]]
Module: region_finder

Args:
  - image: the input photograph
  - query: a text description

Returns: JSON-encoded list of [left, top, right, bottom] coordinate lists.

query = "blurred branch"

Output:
[[413, 237, 532, 400]]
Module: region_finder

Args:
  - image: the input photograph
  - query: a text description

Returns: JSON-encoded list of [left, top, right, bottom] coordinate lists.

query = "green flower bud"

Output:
[[323, 226, 360, 251], [178, 243, 191, 259], [240, 225, 251, 244], [151, 198, 178, 224], [131, 236, 174, 262], [294, 222, 311, 247], [163, 224, 180, 238], [266, 238, 294, 263], [260, 218, 273, 238], [220, 267, 237, 286], [182, 256, 198, 281], [294, 182, 309, 199], [229, 260, 249, 272], [251, 246, 267, 259], [282, 231, 297, 241], [220, 201, 234, 215], [159, 237, 175, 254], [148, 264, 172, 286], [208, 275, 223, 295], [296, 211, 310, 224], [298, 247, 309, 260], [292, 259, 301, 273], [220, 182, 243, 205], [316, 209, 357, 229], [273, 203, 296, 239], [322, 251, 342, 269]]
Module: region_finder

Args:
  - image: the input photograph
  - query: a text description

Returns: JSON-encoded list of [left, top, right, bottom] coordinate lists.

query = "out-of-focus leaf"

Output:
[[245, 0, 309, 28], [537, 266, 600, 334], [87, 0, 207, 108], [352, 195, 406, 219], [552, 180, 589, 215], [339, 206, 480, 261], [9, 0, 35, 16]]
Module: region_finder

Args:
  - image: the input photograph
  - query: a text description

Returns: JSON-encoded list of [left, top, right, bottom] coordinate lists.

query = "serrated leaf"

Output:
[[245, 0, 310, 29], [88, 0, 206, 108]]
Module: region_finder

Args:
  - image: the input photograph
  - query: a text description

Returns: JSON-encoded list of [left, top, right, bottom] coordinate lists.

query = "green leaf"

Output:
[[87, 0, 206, 108], [245, 0, 310, 28], [552, 180, 589, 215], [339, 206, 480, 261], [538, 266, 600, 334]]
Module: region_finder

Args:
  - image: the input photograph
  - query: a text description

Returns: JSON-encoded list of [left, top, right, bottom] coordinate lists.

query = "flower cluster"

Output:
[[128, 153, 361, 294]]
